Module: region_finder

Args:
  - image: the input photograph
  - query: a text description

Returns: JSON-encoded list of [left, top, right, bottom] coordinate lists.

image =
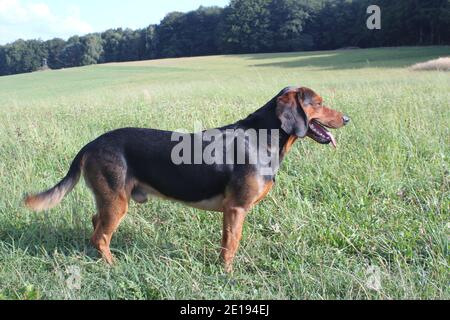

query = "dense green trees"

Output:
[[374, 0, 450, 46], [45, 38, 66, 69], [219, 0, 319, 53], [157, 6, 223, 57], [141, 25, 158, 60], [268, 0, 316, 51], [1, 0, 449, 76], [0, 39, 48, 75], [308, 0, 369, 50], [220, 0, 273, 53]]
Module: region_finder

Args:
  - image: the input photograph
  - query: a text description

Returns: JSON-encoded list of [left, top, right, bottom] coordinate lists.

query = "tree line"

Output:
[[1, 0, 449, 76]]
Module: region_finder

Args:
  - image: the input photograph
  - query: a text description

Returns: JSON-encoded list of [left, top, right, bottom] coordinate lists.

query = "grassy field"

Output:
[[0, 47, 449, 300]]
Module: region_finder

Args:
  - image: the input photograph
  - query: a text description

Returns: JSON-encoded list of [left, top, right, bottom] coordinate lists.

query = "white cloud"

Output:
[[0, 0, 93, 44]]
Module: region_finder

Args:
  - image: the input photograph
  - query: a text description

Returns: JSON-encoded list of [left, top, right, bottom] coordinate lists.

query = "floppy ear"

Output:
[[298, 87, 315, 108], [276, 90, 308, 138]]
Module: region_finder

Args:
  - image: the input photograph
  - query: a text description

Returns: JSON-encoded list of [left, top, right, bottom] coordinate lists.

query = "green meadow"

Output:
[[0, 47, 448, 300]]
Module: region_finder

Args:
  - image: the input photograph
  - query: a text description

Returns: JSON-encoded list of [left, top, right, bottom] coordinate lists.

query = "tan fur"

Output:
[[24, 154, 85, 212], [220, 174, 273, 272], [281, 135, 298, 158], [253, 180, 274, 206], [83, 156, 130, 265], [136, 181, 225, 212], [24, 187, 67, 212], [91, 191, 129, 265], [300, 89, 345, 129]]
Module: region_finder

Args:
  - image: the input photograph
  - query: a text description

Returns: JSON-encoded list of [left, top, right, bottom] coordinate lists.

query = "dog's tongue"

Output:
[[328, 131, 337, 148]]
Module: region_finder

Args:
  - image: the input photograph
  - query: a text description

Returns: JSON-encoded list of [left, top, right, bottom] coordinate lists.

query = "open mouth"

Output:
[[307, 120, 337, 148]]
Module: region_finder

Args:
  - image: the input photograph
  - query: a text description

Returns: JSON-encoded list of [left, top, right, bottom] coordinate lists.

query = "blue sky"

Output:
[[0, 0, 230, 44]]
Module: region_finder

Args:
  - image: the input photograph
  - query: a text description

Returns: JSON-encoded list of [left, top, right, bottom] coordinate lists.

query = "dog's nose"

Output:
[[343, 115, 350, 125]]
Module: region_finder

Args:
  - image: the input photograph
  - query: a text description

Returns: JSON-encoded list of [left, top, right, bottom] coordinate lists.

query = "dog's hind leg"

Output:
[[91, 191, 128, 265], [84, 151, 130, 265]]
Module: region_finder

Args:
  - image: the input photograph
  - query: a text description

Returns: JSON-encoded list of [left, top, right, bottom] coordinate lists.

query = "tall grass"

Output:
[[0, 47, 449, 300]]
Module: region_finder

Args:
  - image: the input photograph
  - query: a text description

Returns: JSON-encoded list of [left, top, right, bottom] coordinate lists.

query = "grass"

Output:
[[0, 46, 449, 300]]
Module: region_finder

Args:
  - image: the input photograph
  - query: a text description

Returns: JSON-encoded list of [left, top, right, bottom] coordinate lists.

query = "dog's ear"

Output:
[[298, 87, 315, 108], [276, 88, 308, 138]]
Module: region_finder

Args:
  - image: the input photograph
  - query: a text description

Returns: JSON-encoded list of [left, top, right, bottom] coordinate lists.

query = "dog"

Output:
[[25, 86, 350, 272]]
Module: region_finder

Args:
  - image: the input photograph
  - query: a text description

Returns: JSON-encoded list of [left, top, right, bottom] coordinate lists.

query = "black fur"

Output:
[[79, 90, 294, 203]]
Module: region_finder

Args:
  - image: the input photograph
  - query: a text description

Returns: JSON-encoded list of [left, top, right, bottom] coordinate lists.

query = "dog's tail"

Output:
[[24, 150, 85, 212]]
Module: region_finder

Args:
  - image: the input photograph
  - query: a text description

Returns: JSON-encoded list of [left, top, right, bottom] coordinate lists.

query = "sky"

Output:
[[0, 0, 230, 44]]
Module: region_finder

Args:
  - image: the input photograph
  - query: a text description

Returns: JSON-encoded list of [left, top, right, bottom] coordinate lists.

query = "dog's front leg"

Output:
[[221, 206, 248, 273]]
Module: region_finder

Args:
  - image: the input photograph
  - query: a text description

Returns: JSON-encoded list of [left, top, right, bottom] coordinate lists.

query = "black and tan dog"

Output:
[[25, 86, 349, 272]]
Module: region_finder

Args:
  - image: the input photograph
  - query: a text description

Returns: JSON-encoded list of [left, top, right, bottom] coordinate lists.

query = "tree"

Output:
[[0, 46, 9, 75], [101, 29, 123, 62], [141, 25, 158, 59], [269, 0, 315, 51], [58, 36, 84, 67], [156, 12, 186, 57], [0, 39, 47, 75], [307, 0, 369, 50], [1, 1, 450, 77], [181, 6, 223, 56], [119, 29, 143, 61], [220, 0, 273, 53], [81, 34, 104, 65], [376, 0, 450, 46], [45, 38, 66, 69]]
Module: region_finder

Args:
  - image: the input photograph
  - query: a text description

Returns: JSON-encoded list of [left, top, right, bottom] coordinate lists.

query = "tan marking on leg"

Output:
[[221, 205, 247, 273], [253, 180, 274, 206], [91, 192, 128, 265], [220, 174, 266, 273]]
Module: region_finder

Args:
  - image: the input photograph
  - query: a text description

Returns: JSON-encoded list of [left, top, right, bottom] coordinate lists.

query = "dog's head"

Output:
[[276, 86, 350, 147]]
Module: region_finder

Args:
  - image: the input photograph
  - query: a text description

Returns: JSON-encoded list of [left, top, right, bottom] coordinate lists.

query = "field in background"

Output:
[[0, 47, 449, 300]]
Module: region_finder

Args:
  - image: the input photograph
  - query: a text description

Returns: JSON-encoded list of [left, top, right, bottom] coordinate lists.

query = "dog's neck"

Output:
[[237, 98, 297, 160]]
